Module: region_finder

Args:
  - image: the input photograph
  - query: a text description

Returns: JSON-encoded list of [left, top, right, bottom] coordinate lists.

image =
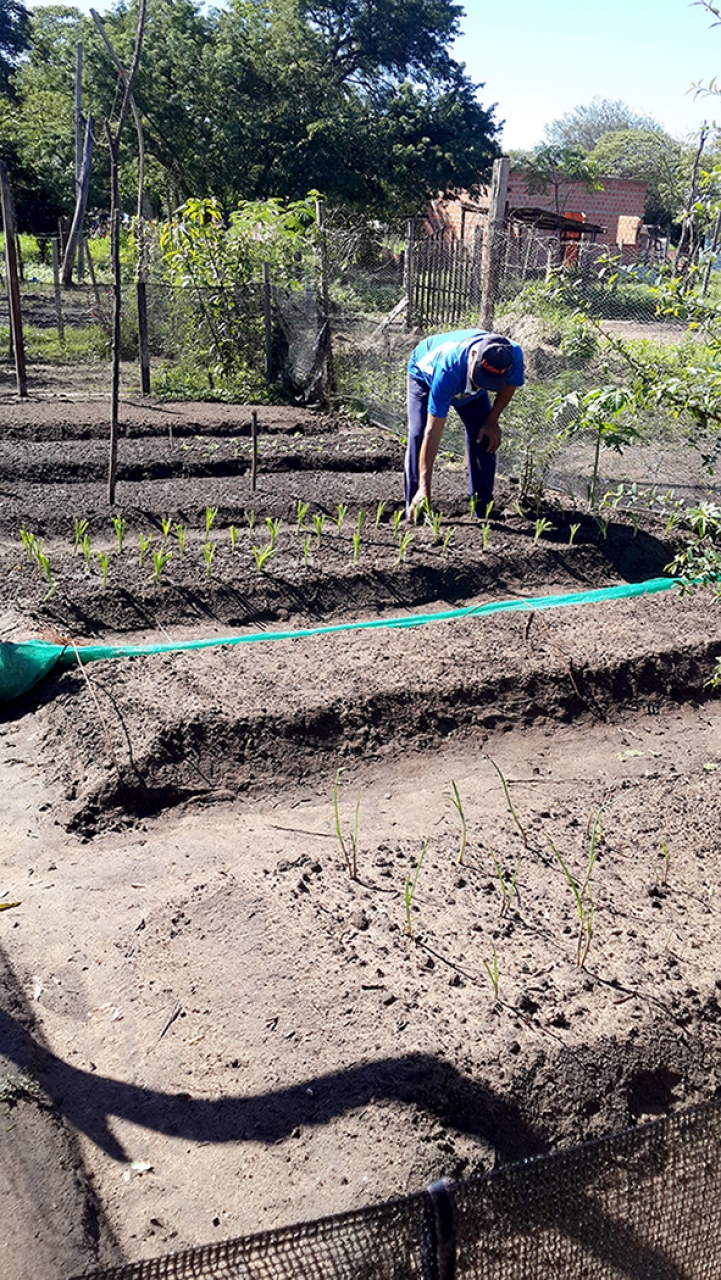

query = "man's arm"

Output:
[[409, 412, 446, 518], [477, 384, 516, 453]]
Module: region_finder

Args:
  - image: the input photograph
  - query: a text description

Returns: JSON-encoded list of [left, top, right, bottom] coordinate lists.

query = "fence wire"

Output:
[[72, 1096, 721, 1280]]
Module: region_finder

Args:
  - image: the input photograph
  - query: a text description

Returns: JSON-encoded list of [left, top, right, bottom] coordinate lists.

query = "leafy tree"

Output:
[[589, 129, 684, 226], [0, 0, 30, 97], [516, 144, 601, 216], [543, 97, 663, 151]]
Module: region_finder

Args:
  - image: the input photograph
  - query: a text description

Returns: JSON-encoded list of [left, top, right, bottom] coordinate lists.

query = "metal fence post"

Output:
[[421, 1178, 457, 1280]]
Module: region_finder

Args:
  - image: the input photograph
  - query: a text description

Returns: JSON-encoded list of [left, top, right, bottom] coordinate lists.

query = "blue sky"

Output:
[[27, 0, 721, 149]]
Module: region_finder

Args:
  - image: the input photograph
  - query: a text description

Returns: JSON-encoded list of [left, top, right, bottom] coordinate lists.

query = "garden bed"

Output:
[[1, 396, 720, 1278]]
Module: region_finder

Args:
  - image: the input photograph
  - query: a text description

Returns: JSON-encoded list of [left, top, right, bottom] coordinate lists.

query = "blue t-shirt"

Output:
[[408, 329, 524, 419]]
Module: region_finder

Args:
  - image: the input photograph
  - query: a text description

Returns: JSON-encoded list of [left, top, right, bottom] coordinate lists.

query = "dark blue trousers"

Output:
[[404, 375, 496, 515]]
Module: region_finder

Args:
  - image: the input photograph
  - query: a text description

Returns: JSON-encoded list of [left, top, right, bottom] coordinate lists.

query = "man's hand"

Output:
[[408, 488, 428, 523], [478, 418, 501, 453]]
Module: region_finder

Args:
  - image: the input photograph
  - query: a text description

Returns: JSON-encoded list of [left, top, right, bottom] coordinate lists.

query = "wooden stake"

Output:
[[0, 161, 27, 397], [480, 156, 509, 331], [52, 237, 64, 344]]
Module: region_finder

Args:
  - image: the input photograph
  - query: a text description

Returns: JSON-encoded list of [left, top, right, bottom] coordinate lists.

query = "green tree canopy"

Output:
[[511, 144, 601, 215], [543, 97, 663, 152], [589, 128, 685, 226], [0, 0, 30, 96]]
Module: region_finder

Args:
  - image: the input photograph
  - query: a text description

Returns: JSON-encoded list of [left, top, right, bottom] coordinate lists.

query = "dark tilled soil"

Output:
[[1, 394, 720, 1279]]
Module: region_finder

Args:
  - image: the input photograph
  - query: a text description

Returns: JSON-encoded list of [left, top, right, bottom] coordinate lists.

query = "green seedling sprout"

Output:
[[174, 523, 188, 558], [488, 757, 528, 848], [296, 500, 310, 531], [80, 533, 92, 569], [265, 516, 281, 549], [442, 529, 454, 555], [151, 548, 172, 583], [95, 550, 110, 589], [469, 494, 478, 519], [356, 509, 367, 536], [203, 540, 217, 577], [251, 543, 275, 572], [489, 851, 521, 918], [404, 838, 427, 936], [246, 509, 256, 530], [139, 532, 154, 566], [160, 516, 173, 545], [483, 945, 499, 1000], [428, 509, 444, 544], [313, 513, 326, 547], [229, 524, 240, 553], [111, 514, 126, 554], [448, 781, 467, 865], [630, 512, 640, 537], [205, 506, 218, 539], [334, 503, 348, 530], [352, 532, 361, 565], [548, 836, 594, 969], [594, 516, 609, 541], [36, 548, 55, 600], [332, 767, 361, 880], [392, 509, 404, 534], [395, 530, 414, 565], [533, 517, 554, 545], [375, 501, 386, 527], [659, 838, 670, 887], [73, 518, 89, 556], [479, 502, 493, 551], [302, 535, 311, 565], [20, 529, 35, 562], [568, 523, 581, 546]]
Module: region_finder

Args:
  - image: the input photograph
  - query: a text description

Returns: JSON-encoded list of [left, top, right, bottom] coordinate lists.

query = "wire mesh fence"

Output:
[[72, 1096, 721, 1280]]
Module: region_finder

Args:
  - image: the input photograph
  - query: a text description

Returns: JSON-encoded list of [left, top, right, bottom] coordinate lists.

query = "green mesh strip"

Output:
[[0, 576, 677, 702]]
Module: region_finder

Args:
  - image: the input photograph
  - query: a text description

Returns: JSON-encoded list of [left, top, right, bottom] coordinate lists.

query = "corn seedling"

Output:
[[313, 513, 326, 547], [404, 839, 427, 936], [332, 768, 361, 880], [488, 758, 528, 848], [469, 494, 478, 519], [72, 518, 89, 556], [302, 535, 311, 565], [36, 548, 55, 600], [568, 523, 581, 546], [594, 516, 609, 541], [352, 532, 361, 564], [533, 517, 554, 545], [80, 533, 92, 568], [479, 502, 493, 550], [548, 836, 594, 968], [111, 514, 126, 553], [246, 509, 256, 530], [448, 781, 467, 865], [442, 529, 454, 555], [205, 506, 218, 539], [296, 499, 310, 531], [229, 524, 240, 553], [395, 530, 414, 565], [95, 550, 110, 589], [356, 509, 367, 536], [174, 523, 188, 558], [630, 512, 640, 537], [483, 945, 499, 1000], [20, 529, 35, 562], [265, 516, 281, 549], [334, 503, 348, 530], [392, 509, 404, 534], [139, 532, 154, 566], [251, 542, 275, 572], [428, 509, 444, 544], [160, 516, 173, 545], [489, 851, 521, 918], [202, 540, 217, 577], [375, 501, 386, 527], [151, 548, 172, 583]]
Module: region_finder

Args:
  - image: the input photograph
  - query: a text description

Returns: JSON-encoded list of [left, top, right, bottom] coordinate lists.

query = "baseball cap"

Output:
[[470, 335, 514, 391]]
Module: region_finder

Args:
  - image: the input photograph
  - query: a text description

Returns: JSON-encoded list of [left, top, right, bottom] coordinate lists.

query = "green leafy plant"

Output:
[[392, 509, 404, 534], [229, 524, 240, 553], [533, 517, 555, 545], [174, 523, 188, 558], [334, 503, 348, 530], [205, 506, 218, 540], [139, 532, 154, 566], [332, 768, 361, 880], [246, 509, 256, 530], [548, 836, 594, 969], [95, 550, 110, 589], [568, 522, 581, 546], [427, 508, 444, 544], [594, 516, 609, 541], [551, 385, 637, 509], [19, 528, 35, 562], [658, 838, 670, 887], [160, 516, 173, 545], [395, 530, 414, 565], [352, 531, 361, 564], [313, 513, 326, 547], [478, 501, 494, 551], [356, 509, 367, 536], [483, 944, 499, 1000], [488, 757, 528, 848], [265, 516, 281, 549], [404, 839, 427, 936], [375, 501, 386, 527], [442, 529, 454, 555], [469, 494, 478, 519], [151, 548, 173, 583], [202, 540, 217, 577], [251, 542, 275, 572], [302, 535, 311, 564], [448, 781, 467, 865], [296, 500, 310, 531], [36, 547, 55, 600], [111, 514, 126, 554], [73, 518, 89, 557], [80, 533, 92, 569]]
